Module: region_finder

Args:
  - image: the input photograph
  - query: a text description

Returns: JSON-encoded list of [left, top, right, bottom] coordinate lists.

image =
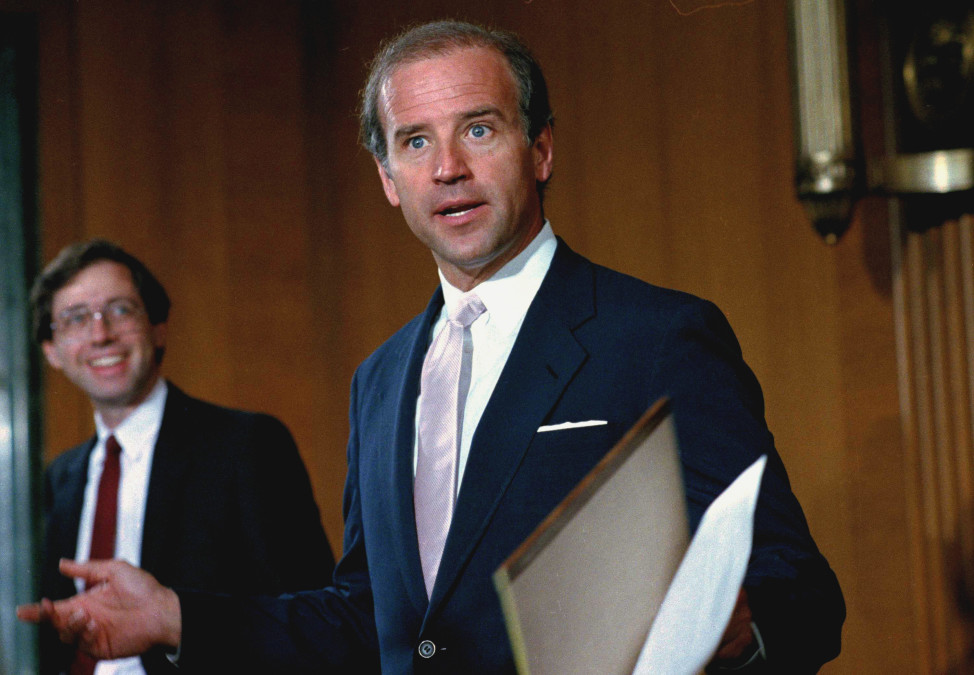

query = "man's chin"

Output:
[[90, 388, 141, 411]]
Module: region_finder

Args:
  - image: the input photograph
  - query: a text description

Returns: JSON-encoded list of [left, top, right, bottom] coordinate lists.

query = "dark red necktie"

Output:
[[70, 434, 122, 675]]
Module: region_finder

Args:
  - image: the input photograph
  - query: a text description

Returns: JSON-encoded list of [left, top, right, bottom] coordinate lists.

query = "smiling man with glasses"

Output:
[[37, 251, 168, 430], [29, 239, 335, 675]]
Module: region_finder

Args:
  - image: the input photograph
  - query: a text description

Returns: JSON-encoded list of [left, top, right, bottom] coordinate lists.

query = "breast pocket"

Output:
[[510, 423, 620, 519]]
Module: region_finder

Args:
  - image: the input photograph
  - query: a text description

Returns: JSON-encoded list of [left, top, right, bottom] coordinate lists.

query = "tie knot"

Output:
[[449, 294, 486, 328], [105, 435, 122, 457]]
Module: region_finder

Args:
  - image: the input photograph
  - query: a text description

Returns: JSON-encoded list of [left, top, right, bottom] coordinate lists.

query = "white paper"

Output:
[[632, 455, 767, 675]]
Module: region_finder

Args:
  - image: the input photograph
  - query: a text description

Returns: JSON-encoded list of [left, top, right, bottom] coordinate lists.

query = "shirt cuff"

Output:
[[712, 621, 766, 671], [165, 643, 182, 667]]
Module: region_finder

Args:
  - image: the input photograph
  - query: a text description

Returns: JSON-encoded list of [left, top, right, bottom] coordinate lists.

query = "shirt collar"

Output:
[[438, 221, 557, 336], [94, 378, 168, 460]]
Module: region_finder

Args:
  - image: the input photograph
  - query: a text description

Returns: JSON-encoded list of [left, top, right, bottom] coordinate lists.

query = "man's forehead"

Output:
[[53, 261, 137, 306], [378, 47, 516, 127]]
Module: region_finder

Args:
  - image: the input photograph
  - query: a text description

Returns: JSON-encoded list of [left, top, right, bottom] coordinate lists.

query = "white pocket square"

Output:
[[537, 420, 608, 433]]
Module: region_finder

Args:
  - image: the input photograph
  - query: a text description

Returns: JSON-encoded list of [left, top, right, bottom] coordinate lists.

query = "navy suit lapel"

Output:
[[39, 438, 94, 621], [140, 384, 193, 572], [55, 440, 96, 562], [429, 241, 596, 609]]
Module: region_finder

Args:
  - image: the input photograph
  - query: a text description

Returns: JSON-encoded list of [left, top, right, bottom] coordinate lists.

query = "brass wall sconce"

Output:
[[787, 0, 974, 243]]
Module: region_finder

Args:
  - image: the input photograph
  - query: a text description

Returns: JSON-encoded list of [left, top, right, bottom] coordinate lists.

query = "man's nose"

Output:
[[433, 141, 469, 184], [88, 312, 113, 342]]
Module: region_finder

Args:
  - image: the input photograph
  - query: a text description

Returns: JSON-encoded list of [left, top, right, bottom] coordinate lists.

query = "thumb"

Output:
[[16, 603, 42, 623]]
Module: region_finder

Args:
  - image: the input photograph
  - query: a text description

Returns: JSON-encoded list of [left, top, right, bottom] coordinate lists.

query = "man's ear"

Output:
[[375, 157, 401, 208], [41, 341, 64, 371], [151, 323, 167, 351], [532, 124, 554, 184], [151, 322, 168, 365]]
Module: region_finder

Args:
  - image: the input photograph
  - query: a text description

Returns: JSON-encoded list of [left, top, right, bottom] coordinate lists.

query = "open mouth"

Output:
[[89, 355, 125, 368], [437, 201, 484, 218]]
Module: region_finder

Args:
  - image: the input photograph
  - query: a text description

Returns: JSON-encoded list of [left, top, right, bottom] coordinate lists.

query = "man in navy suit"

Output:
[[20, 21, 844, 673], [30, 240, 334, 673]]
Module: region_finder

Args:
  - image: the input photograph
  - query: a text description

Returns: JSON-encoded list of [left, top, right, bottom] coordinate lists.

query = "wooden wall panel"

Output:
[[894, 213, 974, 673], [27, 0, 339, 539], [32, 0, 90, 456], [833, 197, 915, 672], [6, 0, 962, 671]]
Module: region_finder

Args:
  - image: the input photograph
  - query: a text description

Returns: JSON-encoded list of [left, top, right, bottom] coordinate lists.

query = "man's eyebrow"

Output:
[[393, 123, 426, 144], [57, 302, 91, 315], [460, 106, 504, 122]]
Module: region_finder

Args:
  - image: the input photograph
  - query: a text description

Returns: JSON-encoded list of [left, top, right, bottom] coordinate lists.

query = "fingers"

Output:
[[15, 603, 42, 623], [715, 624, 754, 660], [16, 597, 56, 624], [59, 557, 116, 588], [55, 606, 86, 644], [16, 596, 92, 648]]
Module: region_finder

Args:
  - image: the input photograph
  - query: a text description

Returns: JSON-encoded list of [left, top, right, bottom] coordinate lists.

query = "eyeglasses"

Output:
[[51, 299, 147, 342]]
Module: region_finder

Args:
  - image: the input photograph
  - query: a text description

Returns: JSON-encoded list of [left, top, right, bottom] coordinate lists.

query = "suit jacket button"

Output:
[[418, 640, 436, 658]]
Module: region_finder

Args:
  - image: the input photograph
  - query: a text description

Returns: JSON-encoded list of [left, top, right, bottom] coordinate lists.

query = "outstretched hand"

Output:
[[16, 559, 182, 658]]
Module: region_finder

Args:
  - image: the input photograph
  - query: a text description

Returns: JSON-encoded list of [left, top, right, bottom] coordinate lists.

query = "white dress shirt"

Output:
[[414, 222, 557, 488], [75, 377, 167, 675]]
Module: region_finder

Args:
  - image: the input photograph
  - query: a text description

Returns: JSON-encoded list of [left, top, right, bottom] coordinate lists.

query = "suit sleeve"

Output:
[[175, 374, 379, 672], [652, 299, 845, 673], [236, 414, 336, 592]]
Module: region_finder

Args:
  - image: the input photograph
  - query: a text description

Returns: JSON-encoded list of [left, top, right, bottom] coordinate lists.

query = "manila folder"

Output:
[[492, 398, 688, 675]]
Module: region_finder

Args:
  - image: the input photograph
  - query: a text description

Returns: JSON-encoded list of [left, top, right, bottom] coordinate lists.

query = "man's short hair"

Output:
[[359, 20, 554, 171], [30, 239, 171, 344]]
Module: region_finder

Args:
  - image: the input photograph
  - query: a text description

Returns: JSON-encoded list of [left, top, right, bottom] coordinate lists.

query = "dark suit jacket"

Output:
[[178, 240, 845, 673], [40, 383, 334, 674]]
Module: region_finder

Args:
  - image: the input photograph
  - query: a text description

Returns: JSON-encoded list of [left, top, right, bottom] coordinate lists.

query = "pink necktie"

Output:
[[415, 294, 486, 597], [71, 435, 122, 675]]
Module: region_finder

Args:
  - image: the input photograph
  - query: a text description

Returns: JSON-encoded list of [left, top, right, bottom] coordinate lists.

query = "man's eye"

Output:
[[409, 137, 427, 150], [109, 302, 136, 318], [470, 125, 488, 138], [63, 312, 89, 327]]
